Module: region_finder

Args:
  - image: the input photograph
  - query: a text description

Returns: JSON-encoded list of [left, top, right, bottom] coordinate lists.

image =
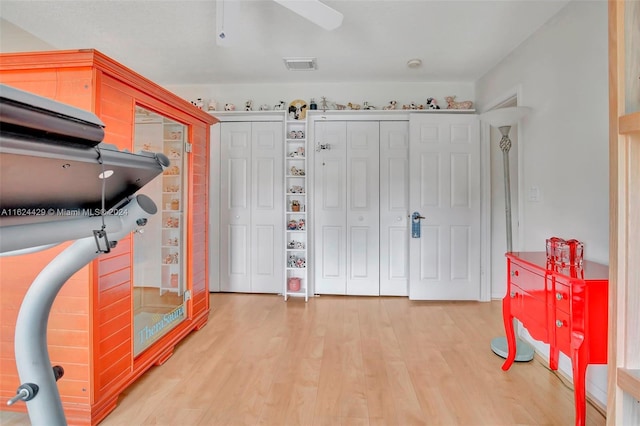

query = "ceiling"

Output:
[[0, 0, 570, 86]]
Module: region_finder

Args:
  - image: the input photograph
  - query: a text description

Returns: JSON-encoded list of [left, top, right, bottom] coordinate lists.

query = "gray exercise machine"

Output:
[[0, 84, 169, 425]]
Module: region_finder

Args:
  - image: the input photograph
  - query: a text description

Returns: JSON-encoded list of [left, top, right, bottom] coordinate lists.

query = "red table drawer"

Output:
[[512, 284, 549, 342], [510, 262, 547, 293]]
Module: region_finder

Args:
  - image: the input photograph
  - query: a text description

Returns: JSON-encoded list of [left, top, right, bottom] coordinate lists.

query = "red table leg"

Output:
[[571, 348, 587, 426], [550, 346, 559, 370], [501, 297, 516, 371]]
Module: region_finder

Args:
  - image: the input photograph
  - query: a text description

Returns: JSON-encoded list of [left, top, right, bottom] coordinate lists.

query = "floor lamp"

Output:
[[480, 106, 534, 362]]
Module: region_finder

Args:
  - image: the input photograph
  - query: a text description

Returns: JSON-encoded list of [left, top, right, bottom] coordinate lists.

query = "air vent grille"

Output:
[[283, 58, 317, 71]]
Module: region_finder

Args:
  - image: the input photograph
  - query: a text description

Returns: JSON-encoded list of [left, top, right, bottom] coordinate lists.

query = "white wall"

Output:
[[476, 0, 609, 407], [0, 18, 54, 52]]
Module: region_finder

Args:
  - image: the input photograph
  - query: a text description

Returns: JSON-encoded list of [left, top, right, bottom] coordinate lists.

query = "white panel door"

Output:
[[346, 122, 380, 295], [220, 122, 251, 292], [409, 114, 481, 300], [379, 121, 409, 296], [220, 121, 283, 293], [314, 121, 347, 294], [251, 122, 283, 293]]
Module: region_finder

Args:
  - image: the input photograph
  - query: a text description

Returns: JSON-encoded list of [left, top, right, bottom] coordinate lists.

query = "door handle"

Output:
[[411, 212, 426, 238]]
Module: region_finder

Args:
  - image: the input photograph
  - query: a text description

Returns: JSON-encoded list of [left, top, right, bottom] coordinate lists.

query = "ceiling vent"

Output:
[[283, 57, 317, 71]]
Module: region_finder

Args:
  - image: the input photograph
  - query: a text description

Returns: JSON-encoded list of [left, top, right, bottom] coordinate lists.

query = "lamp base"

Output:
[[490, 336, 534, 362]]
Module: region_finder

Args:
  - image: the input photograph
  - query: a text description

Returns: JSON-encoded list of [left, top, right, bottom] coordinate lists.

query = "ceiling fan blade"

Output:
[[273, 0, 343, 31]]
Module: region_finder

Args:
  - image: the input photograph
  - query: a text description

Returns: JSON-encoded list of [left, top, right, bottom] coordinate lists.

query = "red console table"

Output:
[[502, 252, 608, 426]]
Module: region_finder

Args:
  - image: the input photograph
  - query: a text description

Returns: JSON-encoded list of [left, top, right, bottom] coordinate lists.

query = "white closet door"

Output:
[[314, 121, 347, 294], [251, 122, 283, 293], [346, 122, 380, 295], [379, 121, 409, 296], [408, 114, 481, 300], [220, 122, 251, 292]]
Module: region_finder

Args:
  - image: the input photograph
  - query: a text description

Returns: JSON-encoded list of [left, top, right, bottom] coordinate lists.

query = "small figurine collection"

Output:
[[288, 130, 305, 139], [287, 219, 305, 231], [288, 254, 306, 268], [194, 96, 473, 113], [287, 240, 305, 249], [167, 148, 181, 159], [290, 166, 305, 176], [288, 147, 305, 157], [163, 252, 179, 265], [165, 216, 179, 228], [289, 185, 304, 194], [163, 165, 180, 176]]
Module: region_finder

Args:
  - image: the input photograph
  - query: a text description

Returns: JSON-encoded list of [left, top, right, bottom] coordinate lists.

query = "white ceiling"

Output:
[[0, 0, 570, 86]]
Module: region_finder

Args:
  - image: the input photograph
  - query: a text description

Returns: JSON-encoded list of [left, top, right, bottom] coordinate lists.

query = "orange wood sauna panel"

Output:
[[0, 49, 217, 424]]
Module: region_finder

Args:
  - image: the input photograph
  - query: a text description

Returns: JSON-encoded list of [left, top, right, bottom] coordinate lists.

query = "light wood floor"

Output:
[[1, 293, 606, 426]]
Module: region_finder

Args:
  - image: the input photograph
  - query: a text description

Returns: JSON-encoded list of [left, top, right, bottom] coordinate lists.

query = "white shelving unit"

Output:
[[284, 114, 308, 301], [160, 121, 185, 296]]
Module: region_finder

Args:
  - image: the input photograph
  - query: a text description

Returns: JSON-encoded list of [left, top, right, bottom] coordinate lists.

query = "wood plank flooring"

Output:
[[1, 293, 606, 425]]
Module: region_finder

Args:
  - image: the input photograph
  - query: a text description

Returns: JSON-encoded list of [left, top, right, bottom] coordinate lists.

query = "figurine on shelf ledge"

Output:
[[190, 98, 204, 109], [289, 100, 308, 120], [426, 98, 441, 109], [320, 96, 329, 112], [383, 100, 397, 110], [445, 96, 473, 109], [274, 100, 286, 110], [245, 100, 253, 111]]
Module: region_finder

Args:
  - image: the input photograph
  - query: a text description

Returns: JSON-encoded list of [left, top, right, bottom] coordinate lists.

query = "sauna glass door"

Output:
[[132, 106, 188, 356]]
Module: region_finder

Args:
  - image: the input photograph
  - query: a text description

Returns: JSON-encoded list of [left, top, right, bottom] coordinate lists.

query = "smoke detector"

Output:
[[407, 58, 422, 68], [283, 57, 317, 71]]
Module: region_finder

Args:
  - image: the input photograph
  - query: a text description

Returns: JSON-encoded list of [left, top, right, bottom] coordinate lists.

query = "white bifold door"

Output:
[[314, 121, 410, 296], [220, 121, 283, 293], [314, 115, 480, 300]]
